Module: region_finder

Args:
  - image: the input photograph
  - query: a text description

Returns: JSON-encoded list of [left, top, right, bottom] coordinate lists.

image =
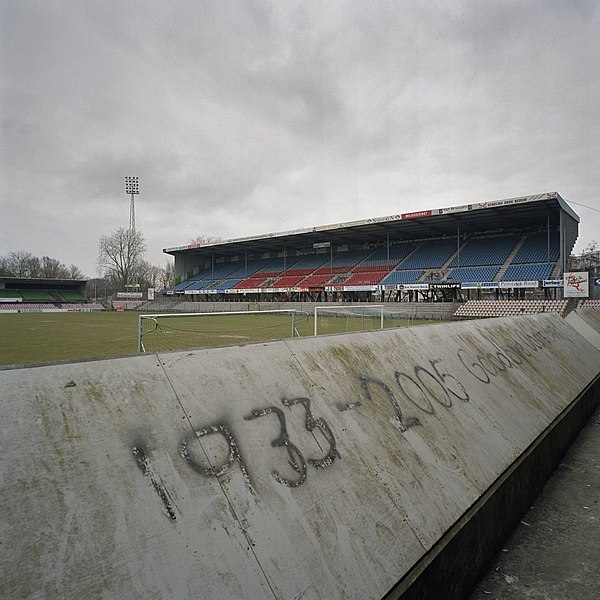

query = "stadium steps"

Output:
[[439, 241, 468, 272], [494, 265, 508, 281], [494, 235, 527, 281], [329, 273, 350, 284], [419, 268, 446, 282], [418, 239, 468, 281], [503, 235, 528, 264], [550, 262, 562, 279], [395, 244, 421, 268], [259, 277, 280, 288]]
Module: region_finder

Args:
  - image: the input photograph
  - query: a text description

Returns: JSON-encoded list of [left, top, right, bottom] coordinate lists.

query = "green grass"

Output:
[[0, 311, 426, 367], [0, 312, 141, 367]]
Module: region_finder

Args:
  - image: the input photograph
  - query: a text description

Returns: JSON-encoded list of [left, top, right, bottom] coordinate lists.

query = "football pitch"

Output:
[[0, 312, 142, 367], [0, 310, 423, 367]]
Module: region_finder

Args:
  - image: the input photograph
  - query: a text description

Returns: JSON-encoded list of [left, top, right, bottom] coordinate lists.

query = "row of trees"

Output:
[[1, 227, 175, 300], [569, 240, 600, 271], [0, 251, 84, 279], [97, 227, 174, 296]]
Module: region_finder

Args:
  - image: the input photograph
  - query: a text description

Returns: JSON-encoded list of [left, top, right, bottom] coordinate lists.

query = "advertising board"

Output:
[[564, 272, 589, 298]]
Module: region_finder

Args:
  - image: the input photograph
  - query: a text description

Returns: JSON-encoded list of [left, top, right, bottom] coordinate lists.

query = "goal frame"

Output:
[[138, 309, 306, 353], [313, 304, 385, 336]]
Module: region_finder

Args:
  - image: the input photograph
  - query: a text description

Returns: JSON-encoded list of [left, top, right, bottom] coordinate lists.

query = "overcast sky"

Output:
[[1, 0, 599, 277]]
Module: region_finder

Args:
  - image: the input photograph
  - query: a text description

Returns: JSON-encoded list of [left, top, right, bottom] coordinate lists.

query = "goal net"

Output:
[[313, 304, 386, 336], [139, 310, 310, 353]]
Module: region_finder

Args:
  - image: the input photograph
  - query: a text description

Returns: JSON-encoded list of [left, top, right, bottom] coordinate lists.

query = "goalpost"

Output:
[[313, 304, 385, 336], [138, 304, 415, 353], [138, 309, 309, 353]]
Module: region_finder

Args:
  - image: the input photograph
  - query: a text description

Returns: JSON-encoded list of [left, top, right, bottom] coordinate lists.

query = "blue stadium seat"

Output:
[[449, 236, 519, 267], [399, 240, 456, 269], [360, 244, 417, 267], [447, 266, 500, 283], [511, 232, 559, 264], [380, 270, 424, 284], [501, 263, 554, 281]]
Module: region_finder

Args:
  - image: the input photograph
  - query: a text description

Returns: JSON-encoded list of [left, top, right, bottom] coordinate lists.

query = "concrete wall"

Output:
[[1, 313, 599, 599], [566, 308, 600, 350]]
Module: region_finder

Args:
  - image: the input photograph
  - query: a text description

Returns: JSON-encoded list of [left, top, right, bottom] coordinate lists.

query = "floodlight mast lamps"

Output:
[[125, 176, 139, 233]]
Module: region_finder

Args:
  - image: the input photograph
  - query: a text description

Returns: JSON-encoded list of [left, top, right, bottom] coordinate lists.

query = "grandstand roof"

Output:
[[0, 277, 87, 289], [163, 192, 579, 260]]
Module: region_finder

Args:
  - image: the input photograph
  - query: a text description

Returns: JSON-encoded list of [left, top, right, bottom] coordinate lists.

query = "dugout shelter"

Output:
[[163, 192, 579, 303]]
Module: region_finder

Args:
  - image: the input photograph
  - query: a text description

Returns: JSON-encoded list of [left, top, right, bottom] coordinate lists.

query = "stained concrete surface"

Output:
[[469, 404, 600, 600], [566, 308, 600, 351], [1, 313, 599, 599]]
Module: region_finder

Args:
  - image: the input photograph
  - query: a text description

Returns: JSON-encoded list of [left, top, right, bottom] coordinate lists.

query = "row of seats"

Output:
[[0, 289, 87, 302], [454, 299, 568, 318], [445, 266, 500, 283], [449, 236, 518, 268], [0, 302, 104, 311], [513, 232, 560, 264], [112, 301, 146, 310], [64, 303, 104, 311], [172, 232, 560, 293], [578, 299, 600, 309], [502, 263, 555, 281], [0, 303, 53, 311], [175, 261, 557, 291]]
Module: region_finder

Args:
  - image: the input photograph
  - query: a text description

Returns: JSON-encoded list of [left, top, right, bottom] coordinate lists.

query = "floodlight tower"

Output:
[[125, 176, 139, 233]]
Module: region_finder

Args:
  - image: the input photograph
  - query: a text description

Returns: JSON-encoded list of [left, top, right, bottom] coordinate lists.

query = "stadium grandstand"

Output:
[[0, 277, 103, 312], [163, 192, 579, 305]]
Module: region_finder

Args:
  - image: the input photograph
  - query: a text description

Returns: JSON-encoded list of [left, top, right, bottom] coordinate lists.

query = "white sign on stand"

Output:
[[564, 272, 589, 298]]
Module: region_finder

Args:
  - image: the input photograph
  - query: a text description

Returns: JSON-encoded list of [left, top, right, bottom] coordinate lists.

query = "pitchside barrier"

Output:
[[1, 313, 599, 599]]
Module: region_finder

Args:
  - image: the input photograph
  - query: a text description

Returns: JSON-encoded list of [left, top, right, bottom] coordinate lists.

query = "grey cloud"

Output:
[[1, 0, 599, 277]]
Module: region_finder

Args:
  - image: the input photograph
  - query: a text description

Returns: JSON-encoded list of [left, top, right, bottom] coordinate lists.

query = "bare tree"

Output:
[[160, 260, 175, 289], [86, 277, 113, 301], [0, 251, 85, 279], [97, 227, 146, 289], [40, 256, 67, 278], [134, 260, 160, 290], [189, 234, 222, 246], [134, 261, 175, 292], [0, 251, 40, 277], [69, 264, 85, 279], [569, 240, 600, 271]]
